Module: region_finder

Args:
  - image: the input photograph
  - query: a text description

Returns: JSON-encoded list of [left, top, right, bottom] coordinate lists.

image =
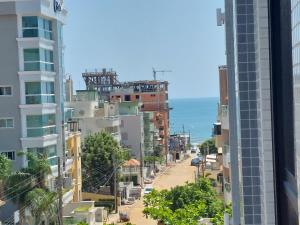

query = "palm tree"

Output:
[[4, 171, 35, 224], [25, 188, 59, 225], [4, 152, 52, 224]]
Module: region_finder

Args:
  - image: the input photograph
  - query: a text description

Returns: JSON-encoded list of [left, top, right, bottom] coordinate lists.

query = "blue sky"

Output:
[[64, 0, 225, 99]]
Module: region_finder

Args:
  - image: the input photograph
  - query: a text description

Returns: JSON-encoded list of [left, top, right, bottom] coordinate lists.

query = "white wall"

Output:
[[120, 114, 144, 159]]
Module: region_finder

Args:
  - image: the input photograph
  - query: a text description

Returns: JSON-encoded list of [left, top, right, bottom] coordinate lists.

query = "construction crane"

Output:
[[152, 68, 172, 80]]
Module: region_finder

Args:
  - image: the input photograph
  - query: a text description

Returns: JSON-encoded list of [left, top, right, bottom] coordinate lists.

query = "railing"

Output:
[[221, 105, 228, 117], [122, 167, 139, 173]]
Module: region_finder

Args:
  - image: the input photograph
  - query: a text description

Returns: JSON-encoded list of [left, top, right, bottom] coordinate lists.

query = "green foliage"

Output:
[[25, 188, 58, 224], [143, 178, 228, 225], [4, 152, 56, 224], [0, 154, 11, 181], [81, 132, 129, 193], [77, 222, 88, 225], [198, 138, 218, 155], [144, 156, 164, 165]]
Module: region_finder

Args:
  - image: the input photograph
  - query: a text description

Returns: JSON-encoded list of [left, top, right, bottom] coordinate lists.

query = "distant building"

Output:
[[119, 102, 144, 159], [111, 80, 170, 158], [65, 89, 121, 143]]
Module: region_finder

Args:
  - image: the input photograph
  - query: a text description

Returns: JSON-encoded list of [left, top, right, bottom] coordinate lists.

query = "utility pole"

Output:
[[139, 142, 144, 188], [113, 155, 118, 214], [58, 157, 63, 225]]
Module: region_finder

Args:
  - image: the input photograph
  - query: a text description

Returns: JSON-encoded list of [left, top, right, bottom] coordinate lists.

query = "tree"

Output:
[[25, 188, 58, 225], [143, 178, 228, 225], [82, 131, 129, 194], [0, 154, 11, 199], [198, 138, 217, 156], [4, 152, 54, 225]]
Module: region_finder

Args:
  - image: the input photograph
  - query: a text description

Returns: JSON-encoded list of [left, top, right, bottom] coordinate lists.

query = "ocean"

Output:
[[169, 97, 218, 144]]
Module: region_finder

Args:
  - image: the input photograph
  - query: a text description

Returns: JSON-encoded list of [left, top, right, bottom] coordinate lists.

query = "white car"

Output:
[[144, 187, 153, 195]]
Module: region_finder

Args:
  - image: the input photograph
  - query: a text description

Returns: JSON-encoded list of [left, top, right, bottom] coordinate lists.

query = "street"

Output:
[[118, 156, 196, 225]]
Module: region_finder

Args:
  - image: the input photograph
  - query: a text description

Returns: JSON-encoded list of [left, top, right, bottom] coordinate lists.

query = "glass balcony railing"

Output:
[[27, 126, 56, 137]]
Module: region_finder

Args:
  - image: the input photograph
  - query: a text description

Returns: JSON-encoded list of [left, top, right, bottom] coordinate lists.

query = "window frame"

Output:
[[0, 118, 14, 129], [22, 16, 53, 40], [0, 86, 13, 97], [23, 48, 54, 72], [25, 81, 55, 104], [1, 151, 16, 160]]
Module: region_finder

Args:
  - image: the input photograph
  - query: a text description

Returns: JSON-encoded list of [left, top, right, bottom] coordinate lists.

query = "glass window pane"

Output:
[[26, 96, 42, 104], [24, 62, 40, 71], [25, 82, 41, 95], [23, 29, 39, 38], [24, 49, 39, 61], [6, 119, 13, 128], [22, 16, 38, 28], [0, 119, 5, 127], [4, 87, 11, 95], [27, 115, 43, 127]]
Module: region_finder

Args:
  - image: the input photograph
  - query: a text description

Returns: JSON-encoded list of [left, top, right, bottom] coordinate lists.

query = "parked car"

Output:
[[191, 148, 197, 153], [144, 178, 153, 184], [119, 211, 130, 222], [190, 157, 202, 166], [121, 198, 134, 205], [144, 187, 153, 195]]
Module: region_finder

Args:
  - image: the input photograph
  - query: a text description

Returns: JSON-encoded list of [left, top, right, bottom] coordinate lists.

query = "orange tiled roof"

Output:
[[123, 159, 140, 167]]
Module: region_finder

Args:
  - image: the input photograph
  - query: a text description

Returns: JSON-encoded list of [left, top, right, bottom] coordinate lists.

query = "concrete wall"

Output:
[[0, 13, 23, 169]]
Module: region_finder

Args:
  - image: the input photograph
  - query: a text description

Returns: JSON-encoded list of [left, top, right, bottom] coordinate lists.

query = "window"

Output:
[[151, 94, 156, 97], [0, 118, 14, 128], [26, 114, 56, 137], [124, 95, 131, 101], [24, 48, 54, 72], [22, 16, 52, 40], [0, 86, 12, 96], [25, 82, 55, 104], [1, 151, 15, 160], [28, 145, 57, 166], [136, 95, 140, 100]]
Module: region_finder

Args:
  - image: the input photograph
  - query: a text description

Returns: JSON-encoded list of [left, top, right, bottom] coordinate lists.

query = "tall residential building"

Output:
[[220, 0, 300, 224], [0, 1, 67, 171]]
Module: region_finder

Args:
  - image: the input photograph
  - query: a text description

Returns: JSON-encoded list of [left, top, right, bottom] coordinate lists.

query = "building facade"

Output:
[[0, 0, 67, 171], [119, 102, 145, 159], [111, 80, 170, 158], [220, 0, 300, 224]]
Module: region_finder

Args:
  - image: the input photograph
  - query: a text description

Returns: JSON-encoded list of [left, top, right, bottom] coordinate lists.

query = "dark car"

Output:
[[190, 157, 202, 166]]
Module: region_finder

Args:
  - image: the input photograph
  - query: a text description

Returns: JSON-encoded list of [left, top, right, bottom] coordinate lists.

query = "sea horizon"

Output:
[[169, 97, 218, 145]]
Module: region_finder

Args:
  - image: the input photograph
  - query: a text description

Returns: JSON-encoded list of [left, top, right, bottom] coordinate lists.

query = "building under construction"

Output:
[[82, 68, 120, 101], [82, 69, 171, 157]]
